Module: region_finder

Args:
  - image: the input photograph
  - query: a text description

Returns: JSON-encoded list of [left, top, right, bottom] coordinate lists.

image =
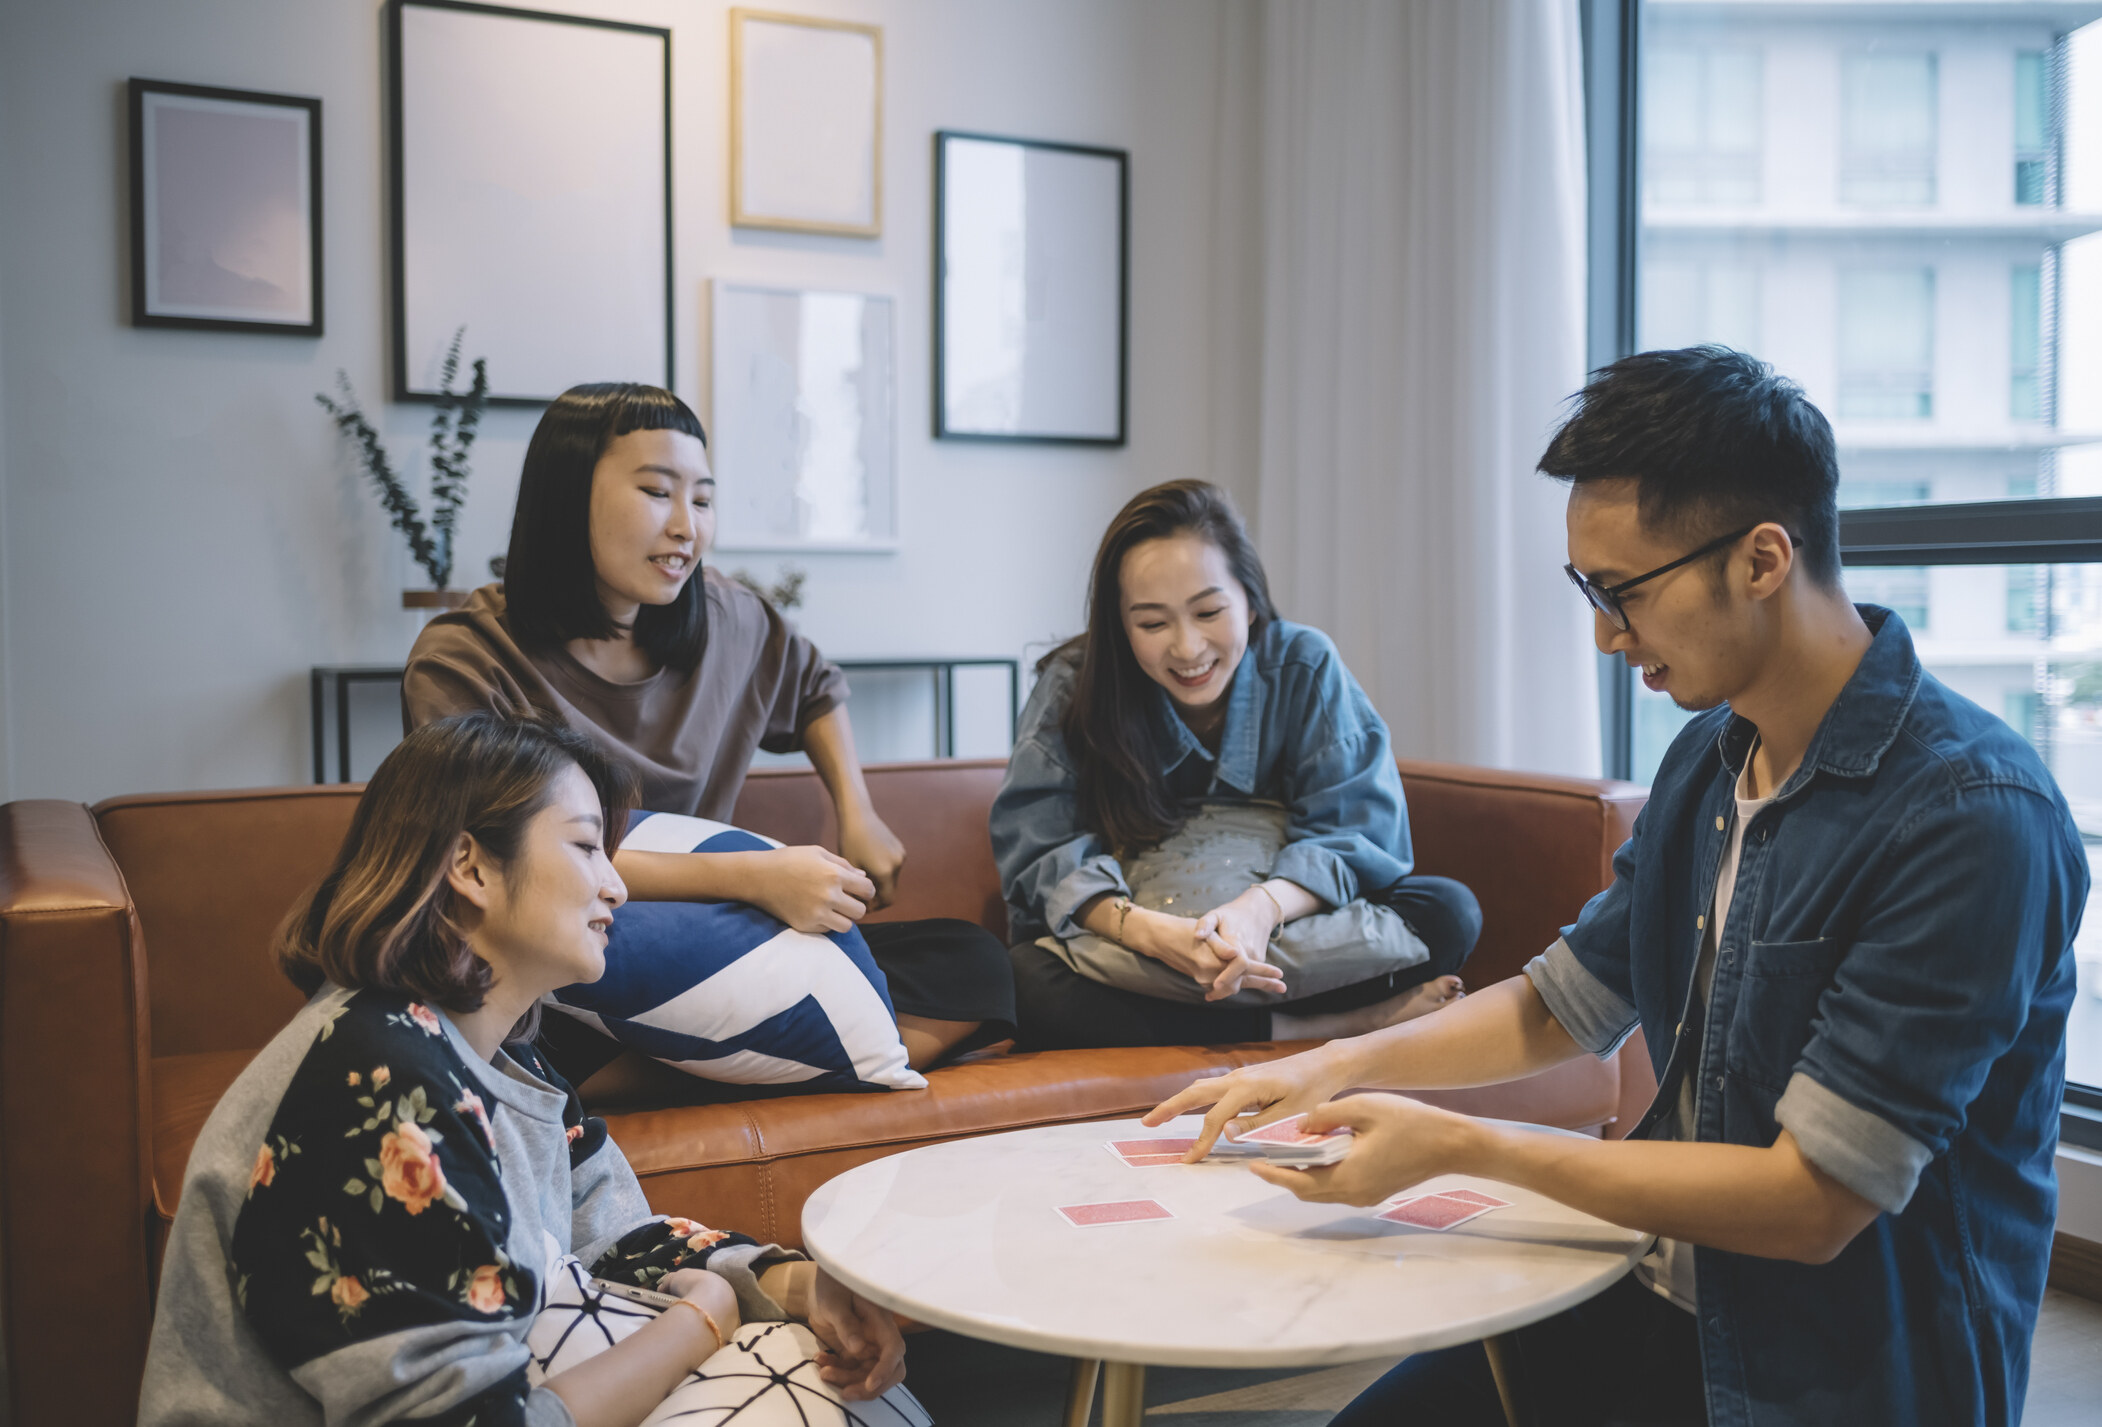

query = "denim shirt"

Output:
[[991, 619, 1413, 941], [1527, 608, 2085, 1427]]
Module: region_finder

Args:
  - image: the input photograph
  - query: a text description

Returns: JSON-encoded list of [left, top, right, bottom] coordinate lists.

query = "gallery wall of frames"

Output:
[[0, 0, 1245, 805]]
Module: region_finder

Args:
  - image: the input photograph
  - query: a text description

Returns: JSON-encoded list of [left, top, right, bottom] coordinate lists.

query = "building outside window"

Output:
[[2013, 261, 2044, 419], [1627, 0, 2102, 1095], [1837, 267, 1935, 419], [2017, 49, 2053, 203], [1841, 51, 1939, 205], [1646, 46, 1763, 204]]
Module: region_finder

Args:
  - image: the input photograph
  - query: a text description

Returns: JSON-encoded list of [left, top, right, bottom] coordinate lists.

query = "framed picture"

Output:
[[390, 0, 671, 405], [934, 131, 1127, 445], [129, 79, 322, 335], [710, 280, 897, 551], [730, 9, 882, 237]]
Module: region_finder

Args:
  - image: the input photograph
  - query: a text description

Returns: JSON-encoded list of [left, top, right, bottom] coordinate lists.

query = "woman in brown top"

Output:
[[404, 383, 1014, 1075]]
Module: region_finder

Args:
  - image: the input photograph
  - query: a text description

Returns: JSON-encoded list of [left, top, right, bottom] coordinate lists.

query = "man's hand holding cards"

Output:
[[1207, 1112, 1354, 1167]]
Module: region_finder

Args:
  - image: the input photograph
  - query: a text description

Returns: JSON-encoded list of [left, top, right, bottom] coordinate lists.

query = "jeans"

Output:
[[1330, 1274, 1704, 1427], [1008, 874, 1481, 1048]]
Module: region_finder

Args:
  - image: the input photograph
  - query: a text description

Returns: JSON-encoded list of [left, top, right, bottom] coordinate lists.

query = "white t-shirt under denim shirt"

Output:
[[1635, 755, 1776, 1312]]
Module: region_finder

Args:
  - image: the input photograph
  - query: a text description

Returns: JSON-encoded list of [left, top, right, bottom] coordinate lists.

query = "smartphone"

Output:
[[591, 1277, 683, 1311]]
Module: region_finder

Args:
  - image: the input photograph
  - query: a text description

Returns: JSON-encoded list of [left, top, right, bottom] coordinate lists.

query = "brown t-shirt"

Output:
[[402, 575, 848, 820]]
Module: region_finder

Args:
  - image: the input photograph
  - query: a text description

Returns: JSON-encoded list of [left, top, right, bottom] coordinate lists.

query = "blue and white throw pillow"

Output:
[[547, 812, 925, 1093]]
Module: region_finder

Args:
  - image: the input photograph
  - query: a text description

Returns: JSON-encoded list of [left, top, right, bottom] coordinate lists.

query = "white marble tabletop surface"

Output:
[[801, 1114, 1651, 1369]]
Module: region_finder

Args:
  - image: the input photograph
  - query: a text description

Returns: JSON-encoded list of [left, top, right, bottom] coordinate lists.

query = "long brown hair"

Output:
[[1049, 480, 1278, 855], [276, 713, 638, 1030]]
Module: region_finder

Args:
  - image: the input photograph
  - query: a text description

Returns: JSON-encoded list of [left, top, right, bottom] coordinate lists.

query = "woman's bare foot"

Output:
[[1271, 975, 1465, 1042]]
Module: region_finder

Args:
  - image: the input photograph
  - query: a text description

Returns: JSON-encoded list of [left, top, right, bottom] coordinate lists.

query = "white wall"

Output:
[[0, 0, 1249, 803]]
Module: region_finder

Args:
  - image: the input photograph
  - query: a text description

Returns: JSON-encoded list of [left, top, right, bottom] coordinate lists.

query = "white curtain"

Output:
[[1245, 0, 1600, 777]]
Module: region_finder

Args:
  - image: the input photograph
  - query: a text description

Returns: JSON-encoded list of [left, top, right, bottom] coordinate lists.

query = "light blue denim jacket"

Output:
[[991, 619, 1414, 942], [1527, 607, 2085, 1426]]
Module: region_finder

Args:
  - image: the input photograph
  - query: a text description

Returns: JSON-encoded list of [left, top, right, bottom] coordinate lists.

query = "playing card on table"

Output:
[[1106, 1138, 1199, 1167], [1376, 1193, 1498, 1231], [1434, 1187, 1512, 1209], [1056, 1198, 1176, 1227]]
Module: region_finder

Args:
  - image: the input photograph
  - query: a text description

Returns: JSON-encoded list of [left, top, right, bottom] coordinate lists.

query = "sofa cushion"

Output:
[[552, 812, 923, 1093]]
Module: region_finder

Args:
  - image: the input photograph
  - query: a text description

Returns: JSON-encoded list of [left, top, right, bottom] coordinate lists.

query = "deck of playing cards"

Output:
[[1207, 1113, 1355, 1167]]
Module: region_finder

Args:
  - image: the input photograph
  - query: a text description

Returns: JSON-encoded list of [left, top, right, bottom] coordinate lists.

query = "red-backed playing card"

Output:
[[1376, 1194, 1495, 1231], [1057, 1199, 1176, 1227], [1236, 1114, 1348, 1147], [1107, 1138, 1199, 1167], [1436, 1188, 1512, 1208]]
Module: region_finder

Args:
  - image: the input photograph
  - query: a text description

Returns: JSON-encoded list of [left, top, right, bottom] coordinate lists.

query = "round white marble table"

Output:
[[801, 1114, 1651, 1427]]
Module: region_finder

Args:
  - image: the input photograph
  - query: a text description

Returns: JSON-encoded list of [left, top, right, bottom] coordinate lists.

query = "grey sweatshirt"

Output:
[[137, 985, 792, 1426]]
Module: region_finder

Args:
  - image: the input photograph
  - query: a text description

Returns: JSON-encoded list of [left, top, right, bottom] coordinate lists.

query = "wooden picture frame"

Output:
[[730, 9, 882, 237], [129, 78, 323, 335], [389, 0, 673, 405], [934, 130, 1128, 446]]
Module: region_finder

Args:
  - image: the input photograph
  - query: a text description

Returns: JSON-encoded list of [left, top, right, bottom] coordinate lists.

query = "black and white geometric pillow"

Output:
[[642, 1320, 934, 1427], [526, 1254, 658, 1382]]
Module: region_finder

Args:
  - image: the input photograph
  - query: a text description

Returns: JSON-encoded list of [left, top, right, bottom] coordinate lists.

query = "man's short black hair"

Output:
[[1538, 346, 1842, 588]]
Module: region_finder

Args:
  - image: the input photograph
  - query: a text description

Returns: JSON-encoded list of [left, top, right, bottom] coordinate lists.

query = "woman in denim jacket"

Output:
[[991, 480, 1481, 1049]]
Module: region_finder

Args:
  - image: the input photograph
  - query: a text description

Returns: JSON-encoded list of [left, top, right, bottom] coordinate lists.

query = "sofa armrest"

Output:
[[0, 800, 154, 1426]]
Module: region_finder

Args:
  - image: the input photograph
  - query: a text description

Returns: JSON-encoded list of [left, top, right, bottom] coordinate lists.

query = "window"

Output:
[[1841, 53, 1938, 205], [1642, 261, 1760, 354], [2012, 263, 2043, 421], [1646, 47, 1762, 205], [1844, 565, 1929, 629], [1837, 268, 1934, 420], [2010, 566, 2043, 635], [1604, 5, 2102, 1099], [2016, 50, 2051, 204]]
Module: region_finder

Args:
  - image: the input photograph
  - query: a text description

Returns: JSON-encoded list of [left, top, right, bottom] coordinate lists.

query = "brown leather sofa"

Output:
[[0, 756, 1648, 1426]]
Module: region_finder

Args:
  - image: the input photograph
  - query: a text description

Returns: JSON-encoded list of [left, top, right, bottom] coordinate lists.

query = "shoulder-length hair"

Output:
[[504, 382, 712, 672], [1049, 479, 1278, 856], [275, 712, 639, 1036]]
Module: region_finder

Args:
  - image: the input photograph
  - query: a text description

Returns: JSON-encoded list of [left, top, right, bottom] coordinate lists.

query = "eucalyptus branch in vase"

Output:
[[316, 326, 489, 609]]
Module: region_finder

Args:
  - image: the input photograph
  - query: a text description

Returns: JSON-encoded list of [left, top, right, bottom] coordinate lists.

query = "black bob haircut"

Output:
[[1537, 346, 1843, 588], [504, 383, 711, 672]]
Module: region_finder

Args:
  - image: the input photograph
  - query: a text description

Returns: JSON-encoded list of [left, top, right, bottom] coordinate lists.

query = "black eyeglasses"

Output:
[[1564, 524, 1795, 632]]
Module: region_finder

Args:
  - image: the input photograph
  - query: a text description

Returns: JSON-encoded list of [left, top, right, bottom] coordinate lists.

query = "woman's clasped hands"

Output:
[[1126, 893, 1288, 1001]]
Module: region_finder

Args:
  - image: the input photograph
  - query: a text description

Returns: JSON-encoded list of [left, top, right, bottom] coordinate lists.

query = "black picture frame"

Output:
[[129, 78, 324, 336], [933, 130, 1129, 447], [388, 0, 674, 406]]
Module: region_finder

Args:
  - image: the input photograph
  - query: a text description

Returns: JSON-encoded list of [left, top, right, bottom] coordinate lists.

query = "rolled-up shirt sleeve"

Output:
[[1532, 810, 1644, 1057], [991, 664, 1131, 940], [1780, 782, 2086, 1214], [1525, 938, 1641, 1058]]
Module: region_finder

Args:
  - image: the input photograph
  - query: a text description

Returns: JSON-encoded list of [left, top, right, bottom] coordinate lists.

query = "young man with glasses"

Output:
[[1147, 346, 2086, 1425]]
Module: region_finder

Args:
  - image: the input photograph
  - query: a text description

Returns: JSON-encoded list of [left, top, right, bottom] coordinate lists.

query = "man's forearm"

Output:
[[1323, 975, 1588, 1090], [1442, 1120, 1876, 1264]]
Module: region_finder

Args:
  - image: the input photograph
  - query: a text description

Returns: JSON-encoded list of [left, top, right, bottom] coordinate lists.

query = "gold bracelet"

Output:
[[666, 1296, 725, 1353], [1253, 882, 1286, 935], [1112, 895, 1134, 944]]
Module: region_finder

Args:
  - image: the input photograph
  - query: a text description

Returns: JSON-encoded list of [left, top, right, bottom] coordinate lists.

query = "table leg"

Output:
[[1062, 1358, 1101, 1427], [1482, 1332, 1528, 1427], [1100, 1361, 1146, 1427]]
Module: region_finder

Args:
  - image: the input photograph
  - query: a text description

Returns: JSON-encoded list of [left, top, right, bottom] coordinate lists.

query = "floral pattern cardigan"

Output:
[[139, 986, 794, 1427]]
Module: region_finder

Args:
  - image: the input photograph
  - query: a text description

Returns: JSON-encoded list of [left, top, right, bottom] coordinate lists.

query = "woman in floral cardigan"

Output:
[[138, 713, 915, 1427]]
